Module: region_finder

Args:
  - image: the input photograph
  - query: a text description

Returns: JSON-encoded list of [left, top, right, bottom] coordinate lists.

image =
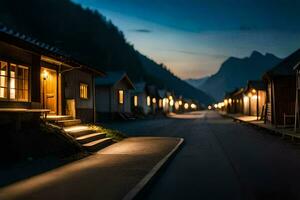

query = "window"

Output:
[[0, 61, 8, 98], [159, 99, 163, 108], [0, 61, 29, 101], [118, 90, 124, 104], [80, 83, 88, 99], [134, 95, 138, 107], [147, 96, 151, 106]]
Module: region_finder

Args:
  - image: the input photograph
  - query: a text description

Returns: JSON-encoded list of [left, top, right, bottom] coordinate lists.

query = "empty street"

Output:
[[105, 111, 300, 200]]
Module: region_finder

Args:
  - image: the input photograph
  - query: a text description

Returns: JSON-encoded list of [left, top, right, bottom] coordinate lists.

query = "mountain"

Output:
[[197, 51, 282, 101], [0, 0, 213, 105], [186, 76, 209, 88]]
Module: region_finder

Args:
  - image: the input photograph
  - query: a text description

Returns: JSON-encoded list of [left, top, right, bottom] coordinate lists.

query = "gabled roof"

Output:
[[264, 48, 300, 79], [96, 71, 135, 89], [0, 24, 105, 76]]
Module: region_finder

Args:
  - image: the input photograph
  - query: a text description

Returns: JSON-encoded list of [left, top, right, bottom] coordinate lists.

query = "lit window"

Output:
[[118, 90, 124, 104], [152, 98, 156, 104], [159, 99, 163, 108], [80, 83, 88, 99], [147, 96, 151, 106], [0, 61, 28, 101], [0, 61, 8, 98], [134, 95, 138, 107]]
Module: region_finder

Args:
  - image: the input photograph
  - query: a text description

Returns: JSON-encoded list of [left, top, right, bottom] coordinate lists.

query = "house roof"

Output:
[[0, 24, 105, 76], [264, 48, 300, 79], [246, 80, 266, 91], [131, 82, 146, 94], [95, 71, 135, 89]]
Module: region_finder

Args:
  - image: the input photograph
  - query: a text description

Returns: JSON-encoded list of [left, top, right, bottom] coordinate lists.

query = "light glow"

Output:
[[184, 103, 189, 109]]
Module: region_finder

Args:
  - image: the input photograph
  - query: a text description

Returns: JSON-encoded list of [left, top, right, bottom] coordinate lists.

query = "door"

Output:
[[41, 67, 57, 114]]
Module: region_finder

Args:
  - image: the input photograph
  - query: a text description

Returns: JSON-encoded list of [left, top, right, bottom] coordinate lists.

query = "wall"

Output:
[[274, 76, 296, 125], [0, 41, 41, 108], [63, 69, 94, 122], [95, 86, 110, 112]]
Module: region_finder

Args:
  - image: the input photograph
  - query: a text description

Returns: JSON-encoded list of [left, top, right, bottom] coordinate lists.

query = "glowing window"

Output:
[[0, 61, 8, 98], [134, 95, 138, 107], [147, 96, 151, 106], [118, 90, 124, 104], [80, 83, 88, 99], [0, 62, 28, 101]]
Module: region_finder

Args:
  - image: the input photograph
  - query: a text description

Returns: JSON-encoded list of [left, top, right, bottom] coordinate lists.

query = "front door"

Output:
[[41, 67, 57, 114]]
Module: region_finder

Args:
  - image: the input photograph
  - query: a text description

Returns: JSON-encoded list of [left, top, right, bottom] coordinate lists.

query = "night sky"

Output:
[[72, 0, 300, 79]]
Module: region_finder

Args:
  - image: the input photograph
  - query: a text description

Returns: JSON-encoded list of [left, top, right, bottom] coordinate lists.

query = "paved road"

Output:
[[105, 111, 300, 200]]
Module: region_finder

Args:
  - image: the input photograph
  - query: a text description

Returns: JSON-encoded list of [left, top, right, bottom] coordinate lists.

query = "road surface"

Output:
[[105, 111, 300, 200]]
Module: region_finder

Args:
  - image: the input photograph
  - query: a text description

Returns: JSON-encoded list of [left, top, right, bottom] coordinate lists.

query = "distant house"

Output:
[[130, 82, 151, 115], [243, 80, 266, 118], [157, 89, 167, 112], [95, 71, 135, 120], [224, 89, 242, 114], [145, 85, 159, 114], [263, 49, 300, 126], [0, 25, 104, 123]]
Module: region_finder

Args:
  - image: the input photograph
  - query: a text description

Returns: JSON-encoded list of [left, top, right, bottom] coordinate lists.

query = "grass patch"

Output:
[[88, 124, 127, 142]]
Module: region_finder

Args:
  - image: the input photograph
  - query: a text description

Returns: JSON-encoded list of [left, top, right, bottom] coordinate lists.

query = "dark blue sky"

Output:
[[73, 0, 300, 79]]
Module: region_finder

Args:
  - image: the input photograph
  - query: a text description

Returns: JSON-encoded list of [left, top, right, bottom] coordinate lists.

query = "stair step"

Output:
[[57, 119, 81, 127], [76, 132, 106, 144], [45, 115, 73, 122], [64, 125, 96, 137], [83, 138, 113, 152]]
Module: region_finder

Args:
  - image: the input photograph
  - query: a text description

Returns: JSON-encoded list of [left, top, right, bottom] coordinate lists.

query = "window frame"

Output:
[[0, 60, 29, 102]]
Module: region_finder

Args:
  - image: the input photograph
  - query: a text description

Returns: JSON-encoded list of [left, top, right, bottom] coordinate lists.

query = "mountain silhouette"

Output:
[[187, 51, 282, 101]]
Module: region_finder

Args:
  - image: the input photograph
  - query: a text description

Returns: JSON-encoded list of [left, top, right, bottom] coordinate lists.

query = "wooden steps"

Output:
[[64, 125, 114, 152], [46, 115, 114, 152], [57, 119, 81, 127], [76, 132, 106, 144], [82, 138, 113, 152]]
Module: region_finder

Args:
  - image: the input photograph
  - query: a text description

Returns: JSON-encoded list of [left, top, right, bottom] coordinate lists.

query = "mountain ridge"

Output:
[[186, 51, 282, 101]]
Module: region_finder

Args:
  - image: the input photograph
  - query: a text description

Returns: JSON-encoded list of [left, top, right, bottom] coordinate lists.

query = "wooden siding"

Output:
[[273, 76, 296, 125]]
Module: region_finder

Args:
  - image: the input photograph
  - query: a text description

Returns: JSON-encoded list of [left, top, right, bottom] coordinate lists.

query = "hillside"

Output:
[[195, 51, 282, 101], [0, 0, 213, 105]]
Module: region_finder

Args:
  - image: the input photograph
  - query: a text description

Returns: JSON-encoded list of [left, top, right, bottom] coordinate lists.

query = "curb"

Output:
[[122, 138, 184, 200]]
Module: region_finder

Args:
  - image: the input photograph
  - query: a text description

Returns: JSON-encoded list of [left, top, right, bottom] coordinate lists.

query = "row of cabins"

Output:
[[221, 49, 300, 129], [0, 25, 199, 124]]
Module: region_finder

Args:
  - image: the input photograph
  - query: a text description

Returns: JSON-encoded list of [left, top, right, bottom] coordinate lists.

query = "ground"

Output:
[[104, 111, 300, 200]]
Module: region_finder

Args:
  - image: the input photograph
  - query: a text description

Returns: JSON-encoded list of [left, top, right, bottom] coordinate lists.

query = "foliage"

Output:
[[88, 124, 127, 142]]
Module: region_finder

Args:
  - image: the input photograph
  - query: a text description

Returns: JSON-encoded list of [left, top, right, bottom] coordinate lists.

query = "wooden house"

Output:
[[130, 82, 151, 115], [0, 25, 104, 123], [223, 89, 242, 114], [263, 49, 300, 126], [243, 80, 266, 118], [145, 85, 159, 114], [95, 71, 135, 120]]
